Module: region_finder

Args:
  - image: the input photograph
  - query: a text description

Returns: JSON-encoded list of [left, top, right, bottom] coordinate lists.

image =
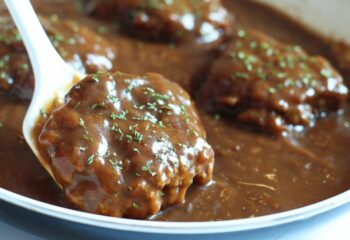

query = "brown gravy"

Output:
[[0, 0, 349, 221]]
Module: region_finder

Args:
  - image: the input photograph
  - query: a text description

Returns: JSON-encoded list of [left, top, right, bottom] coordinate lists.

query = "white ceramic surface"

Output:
[[255, 0, 350, 44], [0, 1, 349, 239]]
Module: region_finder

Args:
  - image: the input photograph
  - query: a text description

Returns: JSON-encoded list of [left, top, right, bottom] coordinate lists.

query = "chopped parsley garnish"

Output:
[[158, 120, 165, 128], [143, 87, 170, 101], [21, 63, 29, 70], [276, 72, 287, 79], [132, 202, 140, 208], [109, 159, 123, 170], [237, 29, 246, 38], [87, 154, 95, 165], [90, 102, 106, 110], [125, 134, 133, 141], [49, 14, 59, 22], [79, 118, 87, 129], [109, 123, 124, 142], [74, 101, 81, 109], [80, 117, 93, 142], [40, 109, 48, 118], [256, 68, 267, 80], [320, 69, 333, 78], [234, 72, 249, 79], [91, 70, 104, 82], [141, 160, 156, 176], [111, 110, 128, 120], [83, 134, 93, 142], [107, 94, 119, 104], [92, 74, 99, 82], [213, 114, 221, 120], [268, 87, 277, 95], [128, 125, 144, 143], [133, 130, 143, 143], [97, 25, 108, 34]]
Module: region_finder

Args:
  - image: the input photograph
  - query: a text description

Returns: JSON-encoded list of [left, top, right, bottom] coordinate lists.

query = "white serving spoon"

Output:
[[4, 0, 84, 181]]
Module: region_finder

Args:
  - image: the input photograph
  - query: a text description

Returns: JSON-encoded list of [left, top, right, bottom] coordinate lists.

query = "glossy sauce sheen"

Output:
[[0, 0, 350, 221], [36, 72, 214, 219]]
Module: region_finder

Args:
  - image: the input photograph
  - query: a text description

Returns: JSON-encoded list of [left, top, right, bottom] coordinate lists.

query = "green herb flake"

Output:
[[132, 202, 140, 208], [179, 104, 186, 114], [109, 123, 124, 141], [80, 118, 93, 142], [125, 134, 133, 141], [158, 120, 165, 128], [279, 61, 287, 68], [320, 69, 333, 79], [256, 69, 267, 80], [53, 33, 64, 42], [49, 14, 59, 22], [237, 29, 246, 38], [87, 154, 95, 165], [90, 102, 106, 110], [268, 87, 277, 95], [109, 159, 123, 170], [74, 101, 81, 109], [276, 72, 287, 79], [83, 134, 93, 142], [111, 110, 128, 120], [143, 87, 170, 101], [238, 51, 246, 60], [79, 118, 87, 129], [235, 41, 243, 48], [97, 25, 108, 34], [67, 38, 76, 45], [213, 114, 221, 120], [107, 94, 119, 104], [249, 41, 257, 49], [21, 63, 29, 71], [132, 129, 143, 143], [40, 109, 48, 118], [234, 72, 249, 79], [141, 160, 156, 176], [91, 70, 103, 82]]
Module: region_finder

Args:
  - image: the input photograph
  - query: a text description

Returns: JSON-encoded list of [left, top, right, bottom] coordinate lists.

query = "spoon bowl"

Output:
[[4, 0, 84, 182]]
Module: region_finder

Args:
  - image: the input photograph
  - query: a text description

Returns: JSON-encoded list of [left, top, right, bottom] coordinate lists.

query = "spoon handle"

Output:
[[4, 0, 66, 79], [4, 0, 76, 156]]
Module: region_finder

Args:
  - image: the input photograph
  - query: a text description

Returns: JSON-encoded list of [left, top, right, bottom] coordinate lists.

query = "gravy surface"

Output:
[[0, 0, 349, 221]]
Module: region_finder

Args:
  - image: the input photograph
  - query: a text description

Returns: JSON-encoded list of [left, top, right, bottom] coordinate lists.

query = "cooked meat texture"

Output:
[[87, 0, 233, 43], [199, 28, 348, 134], [38, 71, 214, 219], [0, 15, 116, 100]]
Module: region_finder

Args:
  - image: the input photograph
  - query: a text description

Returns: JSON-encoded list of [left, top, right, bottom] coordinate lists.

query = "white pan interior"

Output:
[[255, 0, 350, 44]]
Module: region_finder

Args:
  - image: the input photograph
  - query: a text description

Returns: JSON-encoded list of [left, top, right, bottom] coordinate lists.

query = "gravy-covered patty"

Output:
[[0, 15, 117, 100], [199, 28, 348, 133], [37, 71, 214, 218], [87, 0, 234, 43]]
